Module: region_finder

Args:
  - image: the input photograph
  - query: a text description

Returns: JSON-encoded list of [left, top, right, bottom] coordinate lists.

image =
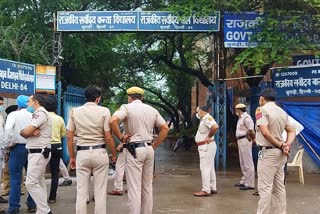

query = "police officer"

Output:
[[234, 103, 255, 190], [194, 106, 219, 197], [255, 88, 295, 214], [109, 86, 169, 214], [20, 94, 52, 214], [67, 85, 117, 214]]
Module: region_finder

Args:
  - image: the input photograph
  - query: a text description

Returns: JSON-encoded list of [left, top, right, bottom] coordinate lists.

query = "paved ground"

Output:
[[1, 143, 319, 214]]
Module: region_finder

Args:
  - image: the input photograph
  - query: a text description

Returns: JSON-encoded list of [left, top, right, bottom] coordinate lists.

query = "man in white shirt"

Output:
[[3, 95, 36, 214]]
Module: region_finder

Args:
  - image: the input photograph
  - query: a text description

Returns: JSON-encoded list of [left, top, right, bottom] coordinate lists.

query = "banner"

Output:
[[35, 65, 56, 94], [223, 12, 262, 48], [0, 59, 35, 95], [272, 65, 320, 98], [57, 11, 220, 32], [293, 55, 320, 66]]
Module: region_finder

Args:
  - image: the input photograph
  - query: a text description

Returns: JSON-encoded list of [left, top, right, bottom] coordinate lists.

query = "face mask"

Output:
[[27, 107, 35, 113], [0, 106, 4, 112], [196, 113, 201, 119]]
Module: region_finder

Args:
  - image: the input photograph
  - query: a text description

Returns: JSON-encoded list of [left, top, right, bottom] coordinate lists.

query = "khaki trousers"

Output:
[[257, 148, 287, 214], [76, 148, 109, 214], [26, 153, 51, 214], [198, 142, 217, 193], [113, 150, 126, 191], [238, 138, 255, 187], [126, 144, 154, 214]]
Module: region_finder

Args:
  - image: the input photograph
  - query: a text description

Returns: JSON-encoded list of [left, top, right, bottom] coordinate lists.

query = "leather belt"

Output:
[[77, 144, 106, 151], [28, 148, 51, 153], [236, 135, 247, 140], [123, 142, 152, 148], [258, 145, 277, 150], [197, 140, 214, 146]]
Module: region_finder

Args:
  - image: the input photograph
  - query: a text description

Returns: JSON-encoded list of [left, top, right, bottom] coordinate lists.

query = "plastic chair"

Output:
[[287, 149, 305, 184]]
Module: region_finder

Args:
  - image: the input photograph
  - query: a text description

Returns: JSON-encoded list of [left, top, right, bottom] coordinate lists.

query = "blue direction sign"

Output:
[[138, 11, 220, 32], [272, 65, 320, 98], [57, 11, 138, 31], [0, 59, 35, 95]]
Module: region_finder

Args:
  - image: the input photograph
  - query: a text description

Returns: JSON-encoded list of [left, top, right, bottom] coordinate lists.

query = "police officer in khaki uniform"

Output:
[[67, 85, 116, 214], [255, 88, 295, 214], [194, 106, 219, 197], [20, 94, 53, 214], [234, 103, 255, 190], [109, 86, 169, 214]]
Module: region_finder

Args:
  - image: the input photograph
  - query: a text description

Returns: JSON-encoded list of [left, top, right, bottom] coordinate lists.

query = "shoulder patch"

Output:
[[208, 116, 213, 121], [255, 108, 262, 120], [33, 114, 39, 119]]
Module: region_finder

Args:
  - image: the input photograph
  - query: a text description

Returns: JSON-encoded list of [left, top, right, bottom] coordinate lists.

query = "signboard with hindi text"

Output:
[[0, 58, 35, 95], [57, 11, 220, 32], [224, 12, 320, 48], [272, 65, 320, 98], [57, 11, 138, 31], [139, 11, 220, 32], [224, 12, 262, 48]]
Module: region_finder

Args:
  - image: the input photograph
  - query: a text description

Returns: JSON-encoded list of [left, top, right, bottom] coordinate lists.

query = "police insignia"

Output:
[[255, 108, 262, 120], [33, 114, 39, 119], [208, 117, 213, 121]]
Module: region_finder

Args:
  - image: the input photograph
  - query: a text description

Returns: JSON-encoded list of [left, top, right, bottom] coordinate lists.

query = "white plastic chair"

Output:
[[287, 149, 305, 184]]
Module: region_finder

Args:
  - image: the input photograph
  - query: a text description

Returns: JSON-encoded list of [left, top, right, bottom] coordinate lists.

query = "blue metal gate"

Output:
[[61, 85, 86, 164], [209, 81, 227, 171]]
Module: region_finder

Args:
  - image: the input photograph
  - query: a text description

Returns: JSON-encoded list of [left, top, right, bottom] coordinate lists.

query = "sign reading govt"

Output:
[[272, 65, 320, 98], [0, 59, 35, 95]]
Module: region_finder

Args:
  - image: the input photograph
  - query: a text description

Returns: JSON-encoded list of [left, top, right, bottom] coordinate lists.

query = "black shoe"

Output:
[[47, 211, 53, 214], [59, 179, 72, 186], [210, 190, 218, 194], [239, 186, 255, 191], [0, 196, 8, 203], [234, 183, 245, 187], [27, 207, 36, 213]]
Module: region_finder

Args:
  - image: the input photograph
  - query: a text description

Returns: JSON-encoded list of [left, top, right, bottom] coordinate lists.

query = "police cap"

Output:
[[127, 86, 144, 95], [235, 103, 246, 109]]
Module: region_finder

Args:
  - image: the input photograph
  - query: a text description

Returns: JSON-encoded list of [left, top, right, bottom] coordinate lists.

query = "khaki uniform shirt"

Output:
[[66, 102, 111, 146], [236, 112, 254, 137], [195, 113, 217, 143], [26, 106, 52, 149], [113, 100, 166, 142], [255, 102, 290, 147]]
